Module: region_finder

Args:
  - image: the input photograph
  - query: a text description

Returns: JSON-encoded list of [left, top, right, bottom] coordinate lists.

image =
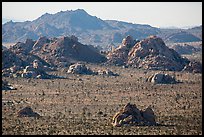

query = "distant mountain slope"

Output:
[[168, 42, 202, 55], [163, 31, 201, 43], [2, 9, 202, 50], [158, 26, 202, 43], [186, 25, 202, 40], [2, 9, 160, 50]]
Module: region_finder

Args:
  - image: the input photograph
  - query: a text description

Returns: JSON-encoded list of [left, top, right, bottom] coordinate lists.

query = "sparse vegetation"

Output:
[[2, 64, 202, 135]]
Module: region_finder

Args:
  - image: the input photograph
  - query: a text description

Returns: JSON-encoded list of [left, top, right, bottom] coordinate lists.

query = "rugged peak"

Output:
[[74, 9, 87, 14]]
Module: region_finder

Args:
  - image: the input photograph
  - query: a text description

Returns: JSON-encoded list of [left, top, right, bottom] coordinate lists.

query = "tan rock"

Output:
[[112, 103, 158, 127]]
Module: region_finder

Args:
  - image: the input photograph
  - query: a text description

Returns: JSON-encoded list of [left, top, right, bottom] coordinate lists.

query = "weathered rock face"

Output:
[[146, 73, 177, 84], [67, 63, 94, 75], [17, 106, 40, 117], [112, 103, 157, 127]]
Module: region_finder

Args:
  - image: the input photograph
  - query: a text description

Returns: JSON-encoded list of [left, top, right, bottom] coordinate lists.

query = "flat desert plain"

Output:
[[2, 64, 202, 135]]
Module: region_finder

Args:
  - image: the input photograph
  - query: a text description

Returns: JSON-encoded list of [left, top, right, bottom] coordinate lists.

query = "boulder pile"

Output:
[[107, 35, 201, 73], [146, 73, 177, 84], [67, 62, 119, 76], [2, 35, 107, 74], [106, 35, 138, 66], [67, 63, 95, 75], [112, 103, 157, 127], [2, 59, 57, 79]]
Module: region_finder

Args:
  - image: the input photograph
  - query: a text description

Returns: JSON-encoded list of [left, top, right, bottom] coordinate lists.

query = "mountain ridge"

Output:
[[2, 9, 202, 50]]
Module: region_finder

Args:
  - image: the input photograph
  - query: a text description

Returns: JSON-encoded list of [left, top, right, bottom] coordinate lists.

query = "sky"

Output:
[[2, 2, 202, 28]]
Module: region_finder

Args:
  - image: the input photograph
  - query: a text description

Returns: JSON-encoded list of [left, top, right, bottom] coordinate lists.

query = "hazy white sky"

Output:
[[2, 2, 202, 28]]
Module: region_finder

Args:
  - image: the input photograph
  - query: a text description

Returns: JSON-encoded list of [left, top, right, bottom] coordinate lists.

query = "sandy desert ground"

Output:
[[2, 64, 202, 135]]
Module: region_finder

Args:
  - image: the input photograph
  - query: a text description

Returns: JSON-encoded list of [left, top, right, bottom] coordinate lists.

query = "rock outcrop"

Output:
[[106, 35, 138, 65], [67, 63, 94, 75], [67, 63, 119, 76], [17, 106, 40, 117], [107, 35, 201, 73], [32, 36, 107, 67], [146, 73, 177, 84], [2, 35, 108, 78], [127, 35, 188, 71], [2, 58, 56, 79], [112, 103, 157, 127]]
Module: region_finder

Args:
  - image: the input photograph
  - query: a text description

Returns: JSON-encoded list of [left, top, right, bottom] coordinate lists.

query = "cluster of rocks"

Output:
[[67, 63, 118, 76], [97, 69, 119, 76], [2, 35, 107, 75], [112, 103, 157, 127], [67, 63, 95, 75], [107, 35, 202, 73], [2, 59, 56, 79], [17, 106, 40, 117], [146, 73, 177, 84], [2, 35, 201, 76]]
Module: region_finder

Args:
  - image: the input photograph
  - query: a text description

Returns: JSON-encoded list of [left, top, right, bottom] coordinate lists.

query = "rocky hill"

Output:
[[3, 35, 107, 71], [31, 35, 107, 67], [3, 9, 201, 51], [107, 35, 201, 73]]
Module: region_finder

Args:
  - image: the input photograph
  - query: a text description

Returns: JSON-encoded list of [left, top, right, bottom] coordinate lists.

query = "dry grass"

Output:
[[2, 64, 202, 135]]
